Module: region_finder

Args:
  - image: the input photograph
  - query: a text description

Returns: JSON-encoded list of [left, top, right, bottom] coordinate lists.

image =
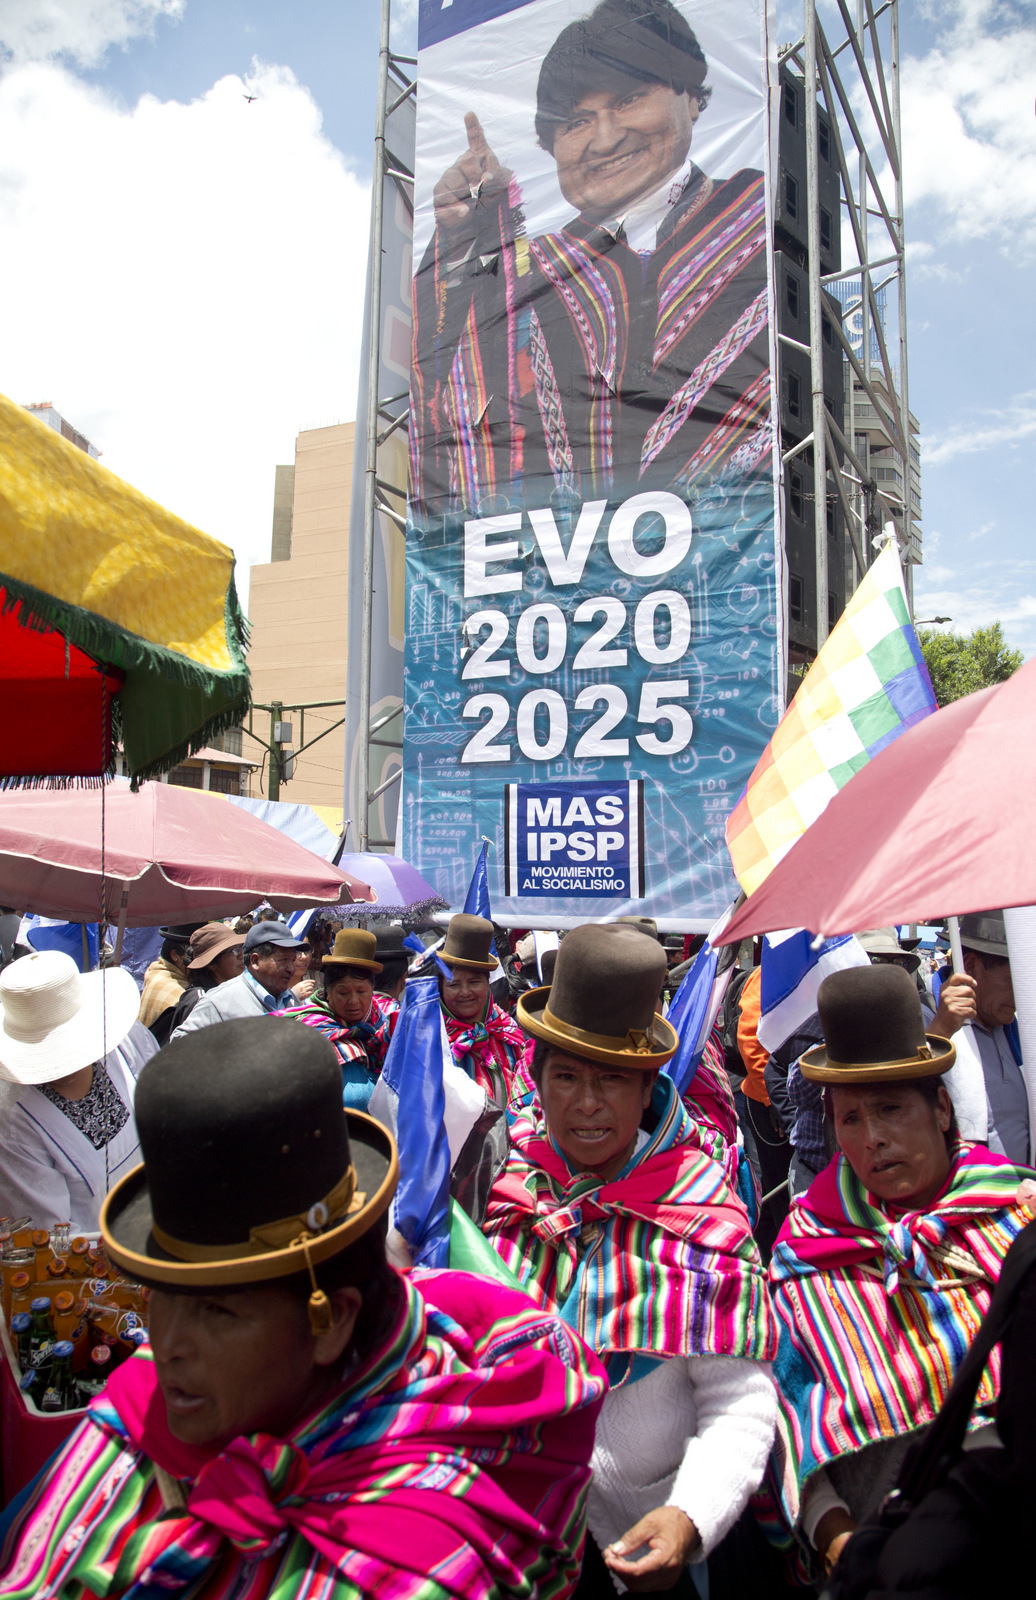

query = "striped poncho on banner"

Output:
[[483, 1075, 774, 1365], [0, 1272, 605, 1600], [765, 1144, 1033, 1537], [726, 541, 936, 898]]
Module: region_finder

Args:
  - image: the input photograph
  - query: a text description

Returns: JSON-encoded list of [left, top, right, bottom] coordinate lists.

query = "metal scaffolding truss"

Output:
[[781, 0, 913, 645], [356, 0, 415, 850]]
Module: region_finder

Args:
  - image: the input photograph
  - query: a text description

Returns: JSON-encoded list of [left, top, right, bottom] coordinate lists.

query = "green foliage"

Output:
[[917, 621, 1024, 708]]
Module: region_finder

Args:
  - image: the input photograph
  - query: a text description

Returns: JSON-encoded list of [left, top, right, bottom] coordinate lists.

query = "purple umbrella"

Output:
[[332, 854, 448, 921]]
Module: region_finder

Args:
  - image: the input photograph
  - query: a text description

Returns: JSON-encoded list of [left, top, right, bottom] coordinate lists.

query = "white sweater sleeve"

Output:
[[665, 1355, 778, 1560]]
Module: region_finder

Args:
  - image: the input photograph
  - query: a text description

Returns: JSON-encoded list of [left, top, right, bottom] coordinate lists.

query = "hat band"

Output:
[[823, 1043, 938, 1073], [541, 1004, 658, 1057], [150, 1166, 362, 1264]]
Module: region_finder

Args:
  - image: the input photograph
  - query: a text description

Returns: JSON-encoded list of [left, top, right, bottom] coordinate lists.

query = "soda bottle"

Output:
[[75, 1342, 113, 1401], [52, 1289, 78, 1342], [2, 1250, 37, 1320], [29, 1296, 54, 1357], [19, 1366, 42, 1403], [41, 1341, 76, 1412], [46, 1257, 69, 1282], [31, 1229, 50, 1281], [68, 1237, 91, 1276], [69, 1300, 92, 1373], [7, 1268, 33, 1319], [10, 1311, 32, 1369], [51, 1224, 71, 1258]]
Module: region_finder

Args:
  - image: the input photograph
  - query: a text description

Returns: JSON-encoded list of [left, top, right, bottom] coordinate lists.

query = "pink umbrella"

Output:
[[720, 655, 1036, 944], [0, 779, 373, 928]]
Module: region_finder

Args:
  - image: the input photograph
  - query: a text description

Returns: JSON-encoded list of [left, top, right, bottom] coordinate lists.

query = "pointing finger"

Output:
[[465, 111, 488, 154]]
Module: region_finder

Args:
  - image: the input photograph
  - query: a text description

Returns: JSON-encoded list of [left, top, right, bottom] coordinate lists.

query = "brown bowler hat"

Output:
[[800, 964, 955, 1083], [323, 928, 382, 972], [440, 914, 496, 972], [518, 923, 677, 1068], [615, 915, 659, 939]]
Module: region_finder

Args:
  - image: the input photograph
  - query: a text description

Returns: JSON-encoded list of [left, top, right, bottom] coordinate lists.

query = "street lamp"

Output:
[[915, 616, 952, 626]]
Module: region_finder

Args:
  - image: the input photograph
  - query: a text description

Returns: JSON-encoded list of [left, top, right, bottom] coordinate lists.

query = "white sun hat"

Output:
[[0, 951, 140, 1086]]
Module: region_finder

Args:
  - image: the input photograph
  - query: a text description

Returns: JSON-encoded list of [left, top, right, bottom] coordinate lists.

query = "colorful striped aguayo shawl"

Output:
[[483, 1074, 774, 1364], [442, 998, 531, 1110], [0, 1271, 605, 1600], [281, 991, 398, 1103], [765, 1143, 1033, 1533]]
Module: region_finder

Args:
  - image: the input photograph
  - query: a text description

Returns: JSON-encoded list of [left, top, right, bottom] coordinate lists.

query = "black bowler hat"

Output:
[[160, 923, 205, 943], [101, 1017, 397, 1288], [800, 964, 955, 1084], [518, 923, 677, 1068]]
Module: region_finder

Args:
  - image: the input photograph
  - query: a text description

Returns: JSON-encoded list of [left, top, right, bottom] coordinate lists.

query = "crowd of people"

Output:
[[0, 900, 1031, 1600]]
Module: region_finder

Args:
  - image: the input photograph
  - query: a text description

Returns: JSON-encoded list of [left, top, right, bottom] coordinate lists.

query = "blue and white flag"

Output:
[[756, 929, 869, 1051], [462, 838, 492, 919], [372, 973, 452, 1268], [664, 906, 736, 1097]]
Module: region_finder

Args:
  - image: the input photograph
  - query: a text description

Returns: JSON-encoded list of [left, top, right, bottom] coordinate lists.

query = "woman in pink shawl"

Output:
[[0, 1016, 606, 1600], [437, 914, 532, 1108]]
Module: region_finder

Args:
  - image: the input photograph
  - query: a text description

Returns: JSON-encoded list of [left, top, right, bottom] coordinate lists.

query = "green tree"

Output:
[[917, 621, 1023, 708]]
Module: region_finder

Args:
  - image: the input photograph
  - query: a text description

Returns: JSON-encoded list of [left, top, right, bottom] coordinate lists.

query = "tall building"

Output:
[[23, 402, 100, 458], [246, 423, 354, 814]]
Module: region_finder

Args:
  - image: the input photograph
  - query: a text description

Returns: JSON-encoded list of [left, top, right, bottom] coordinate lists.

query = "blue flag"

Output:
[[378, 974, 451, 1267], [664, 936, 722, 1097], [462, 839, 491, 920]]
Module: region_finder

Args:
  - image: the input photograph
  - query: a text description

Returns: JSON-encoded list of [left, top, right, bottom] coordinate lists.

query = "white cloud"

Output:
[[902, 0, 1036, 252], [922, 391, 1036, 465], [912, 573, 1036, 656], [0, 58, 370, 603], [0, 0, 183, 67]]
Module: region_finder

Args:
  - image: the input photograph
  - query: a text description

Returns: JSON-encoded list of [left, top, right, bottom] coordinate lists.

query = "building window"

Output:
[[787, 371, 801, 419], [209, 767, 243, 795], [822, 316, 833, 347], [820, 207, 832, 253], [786, 273, 799, 319], [783, 82, 798, 127], [789, 469, 804, 521], [818, 117, 831, 164], [167, 766, 203, 788], [827, 501, 836, 538], [790, 574, 804, 624], [828, 593, 840, 629], [784, 173, 798, 220]]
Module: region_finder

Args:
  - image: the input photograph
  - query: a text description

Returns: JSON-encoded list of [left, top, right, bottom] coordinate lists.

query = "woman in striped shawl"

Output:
[[437, 915, 531, 1109], [482, 923, 777, 1593], [281, 929, 398, 1109], [766, 965, 1035, 1582], [0, 1018, 606, 1600]]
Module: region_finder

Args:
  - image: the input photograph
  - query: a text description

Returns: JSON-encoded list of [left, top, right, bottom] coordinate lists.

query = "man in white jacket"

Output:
[[0, 951, 157, 1231]]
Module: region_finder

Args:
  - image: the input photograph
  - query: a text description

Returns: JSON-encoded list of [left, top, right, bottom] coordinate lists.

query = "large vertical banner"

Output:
[[404, 0, 781, 923]]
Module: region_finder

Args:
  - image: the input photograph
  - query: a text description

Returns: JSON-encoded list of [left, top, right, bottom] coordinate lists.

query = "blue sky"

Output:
[[1, 0, 1033, 648]]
